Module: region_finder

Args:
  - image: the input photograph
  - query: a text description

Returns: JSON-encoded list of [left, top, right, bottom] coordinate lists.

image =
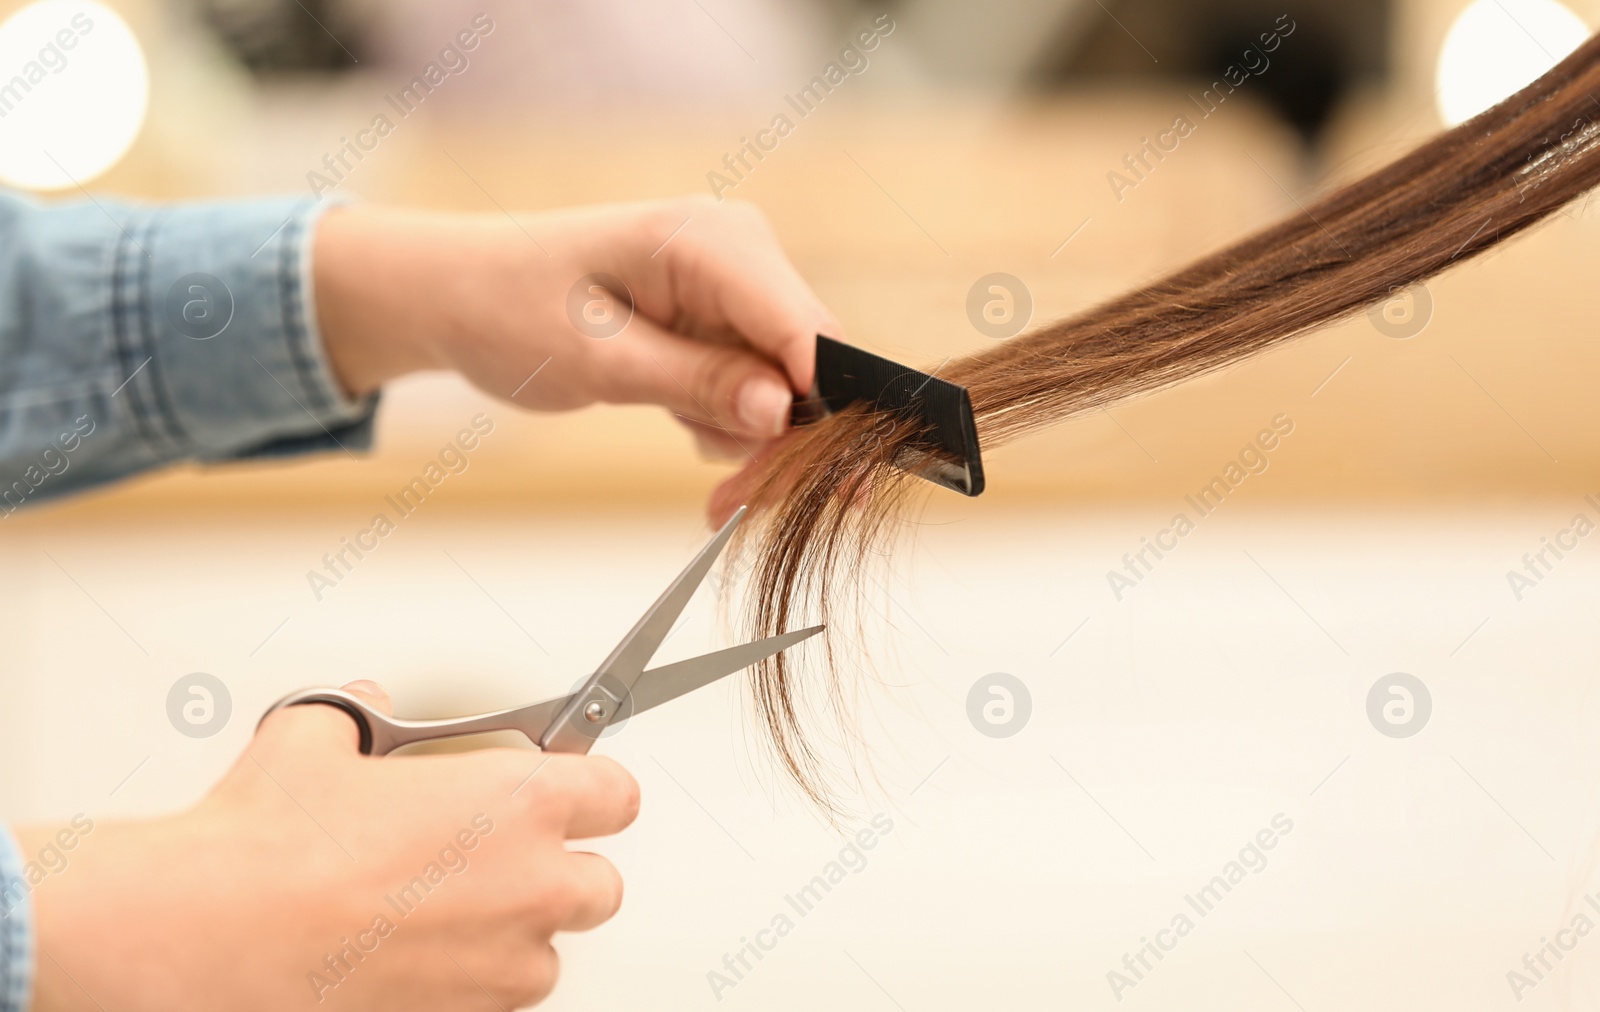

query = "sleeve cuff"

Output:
[[112, 195, 378, 462], [0, 827, 33, 1012]]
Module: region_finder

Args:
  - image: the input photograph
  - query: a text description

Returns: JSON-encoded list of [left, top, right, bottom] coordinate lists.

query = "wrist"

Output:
[[20, 810, 285, 1012], [312, 205, 455, 398], [16, 817, 118, 1012]]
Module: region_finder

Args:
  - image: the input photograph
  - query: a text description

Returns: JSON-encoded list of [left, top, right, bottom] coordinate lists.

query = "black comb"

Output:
[[791, 335, 984, 497]]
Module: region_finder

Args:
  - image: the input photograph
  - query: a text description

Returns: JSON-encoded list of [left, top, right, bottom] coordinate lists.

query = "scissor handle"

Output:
[[258, 687, 559, 756]]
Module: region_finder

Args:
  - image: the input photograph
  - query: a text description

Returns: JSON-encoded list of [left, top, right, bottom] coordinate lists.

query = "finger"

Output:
[[254, 680, 395, 756], [507, 945, 560, 1009], [558, 852, 624, 931], [341, 680, 394, 714], [536, 945, 560, 1005], [589, 315, 794, 439], [668, 206, 839, 392], [564, 754, 640, 839], [520, 754, 641, 839]]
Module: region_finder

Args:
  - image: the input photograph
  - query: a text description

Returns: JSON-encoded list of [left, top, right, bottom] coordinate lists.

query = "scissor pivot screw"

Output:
[[583, 701, 606, 723]]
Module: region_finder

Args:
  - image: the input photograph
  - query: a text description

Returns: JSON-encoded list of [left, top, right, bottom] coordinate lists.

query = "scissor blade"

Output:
[[629, 625, 825, 716], [539, 506, 748, 752]]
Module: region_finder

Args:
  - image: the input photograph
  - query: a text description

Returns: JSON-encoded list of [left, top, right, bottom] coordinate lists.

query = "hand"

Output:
[[22, 681, 639, 1011], [314, 195, 841, 467]]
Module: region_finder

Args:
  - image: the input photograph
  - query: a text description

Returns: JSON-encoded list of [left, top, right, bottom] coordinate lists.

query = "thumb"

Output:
[[588, 317, 795, 441], [339, 679, 394, 715], [255, 679, 395, 756]]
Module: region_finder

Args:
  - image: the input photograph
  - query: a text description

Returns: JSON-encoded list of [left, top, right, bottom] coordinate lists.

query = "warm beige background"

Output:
[[6, 0, 1600, 1010], [30, 0, 1600, 513]]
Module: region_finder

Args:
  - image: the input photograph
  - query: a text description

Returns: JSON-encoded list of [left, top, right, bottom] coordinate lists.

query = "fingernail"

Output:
[[341, 679, 390, 707], [735, 377, 791, 437]]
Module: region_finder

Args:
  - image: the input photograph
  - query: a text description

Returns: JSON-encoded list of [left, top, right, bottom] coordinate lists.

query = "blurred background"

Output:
[[4, 0, 1600, 1008]]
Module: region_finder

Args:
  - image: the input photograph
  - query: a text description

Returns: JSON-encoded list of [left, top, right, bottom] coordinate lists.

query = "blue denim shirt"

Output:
[[0, 191, 377, 1011], [0, 829, 26, 1012]]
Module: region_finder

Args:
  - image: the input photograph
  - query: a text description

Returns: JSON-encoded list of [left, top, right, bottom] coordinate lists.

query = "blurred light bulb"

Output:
[[0, 0, 149, 191], [1436, 0, 1588, 126]]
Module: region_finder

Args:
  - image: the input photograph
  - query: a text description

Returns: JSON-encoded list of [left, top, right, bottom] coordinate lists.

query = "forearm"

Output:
[[0, 191, 377, 514]]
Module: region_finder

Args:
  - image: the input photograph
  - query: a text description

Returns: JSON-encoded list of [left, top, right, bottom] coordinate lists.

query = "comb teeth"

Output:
[[793, 336, 985, 497]]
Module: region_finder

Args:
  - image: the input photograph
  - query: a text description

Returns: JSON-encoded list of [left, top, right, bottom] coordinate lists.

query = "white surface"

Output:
[[2, 502, 1599, 1009]]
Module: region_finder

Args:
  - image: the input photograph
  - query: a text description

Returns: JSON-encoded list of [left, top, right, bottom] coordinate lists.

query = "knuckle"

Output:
[[680, 192, 771, 236], [517, 794, 574, 841], [669, 194, 729, 243], [678, 192, 720, 214], [510, 755, 577, 814], [510, 947, 560, 1007], [690, 349, 751, 421], [719, 196, 769, 227], [507, 765, 557, 811], [537, 868, 583, 921]]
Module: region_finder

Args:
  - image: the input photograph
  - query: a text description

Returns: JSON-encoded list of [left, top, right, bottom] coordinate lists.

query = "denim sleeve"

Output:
[[0, 828, 30, 1012], [0, 191, 377, 510]]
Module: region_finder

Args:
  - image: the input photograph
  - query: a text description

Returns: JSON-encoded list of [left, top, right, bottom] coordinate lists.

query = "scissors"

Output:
[[259, 506, 821, 755]]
